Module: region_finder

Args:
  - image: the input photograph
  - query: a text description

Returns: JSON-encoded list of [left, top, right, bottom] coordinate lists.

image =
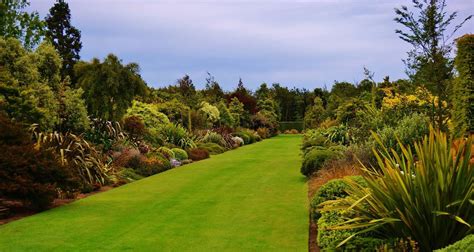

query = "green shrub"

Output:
[[118, 168, 144, 182], [301, 147, 342, 177], [171, 148, 188, 161], [233, 132, 250, 144], [201, 131, 226, 147], [197, 142, 226, 155], [322, 128, 474, 251], [160, 123, 196, 149], [301, 130, 331, 153], [435, 234, 474, 252], [156, 146, 175, 160], [372, 113, 429, 153], [310, 176, 366, 221], [125, 100, 170, 130], [187, 148, 210, 161]]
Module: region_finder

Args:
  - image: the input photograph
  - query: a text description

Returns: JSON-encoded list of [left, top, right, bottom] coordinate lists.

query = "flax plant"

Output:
[[320, 127, 473, 251]]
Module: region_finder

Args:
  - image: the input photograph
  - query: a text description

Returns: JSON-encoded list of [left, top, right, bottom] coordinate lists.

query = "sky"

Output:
[[28, 0, 474, 91]]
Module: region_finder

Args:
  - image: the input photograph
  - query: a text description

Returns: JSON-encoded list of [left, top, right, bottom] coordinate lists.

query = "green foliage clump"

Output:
[[435, 234, 474, 252], [126, 100, 170, 131], [452, 34, 474, 136], [117, 168, 144, 182], [160, 123, 196, 149], [322, 128, 473, 251], [201, 131, 226, 147], [317, 210, 386, 251], [304, 97, 325, 128], [58, 85, 90, 132], [197, 142, 226, 155], [217, 101, 234, 127], [302, 129, 330, 154], [199, 101, 220, 126], [171, 148, 188, 161], [310, 176, 366, 221], [228, 97, 244, 127], [371, 113, 429, 154], [156, 146, 174, 160], [234, 129, 258, 145], [301, 147, 342, 177]]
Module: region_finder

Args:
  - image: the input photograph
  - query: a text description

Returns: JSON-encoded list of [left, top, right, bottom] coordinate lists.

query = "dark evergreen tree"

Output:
[[45, 0, 82, 81]]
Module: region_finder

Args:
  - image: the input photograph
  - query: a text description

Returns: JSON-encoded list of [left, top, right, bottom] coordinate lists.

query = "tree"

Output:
[[0, 38, 60, 130], [228, 97, 244, 127], [217, 101, 234, 128], [57, 79, 89, 132], [304, 97, 325, 129], [202, 72, 224, 104], [0, 0, 44, 49], [74, 54, 147, 121], [256, 83, 271, 100], [452, 34, 474, 136], [394, 0, 472, 129], [45, 0, 82, 81], [177, 74, 197, 108]]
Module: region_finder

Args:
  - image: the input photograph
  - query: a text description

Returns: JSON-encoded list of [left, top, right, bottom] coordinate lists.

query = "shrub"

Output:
[[301, 147, 342, 177], [310, 176, 366, 221], [201, 131, 226, 147], [197, 142, 226, 155], [171, 148, 188, 161], [156, 146, 175, 160], [256, 127, 270, 139], [0, 145, 79, 210], [85, 118, 128, 151], [302, 130, 330, 154], [114, 149, 171, 177], [32, 128, 110, 188], [187, 148, 210, 161], [134, 157, 167, 177], [118, 168, 144, 182], [0, 115, 78, 210], [123, 115, 146, 140], [317, 210, 386, 251], [233, 132, 250, 144], [370, 113, 429, 155], [234, 129, 259, 144], [322, 128, 474, 251], [435, 234, 474, 252], [160, 123, 196, 149], [125, 100, 170, 130]]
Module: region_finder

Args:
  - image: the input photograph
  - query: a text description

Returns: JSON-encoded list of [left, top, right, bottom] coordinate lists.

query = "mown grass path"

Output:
[[0, 135, 307, 251]]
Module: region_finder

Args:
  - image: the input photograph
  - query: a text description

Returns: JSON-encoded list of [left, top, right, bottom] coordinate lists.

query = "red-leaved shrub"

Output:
[[187, 148, 210, 161]]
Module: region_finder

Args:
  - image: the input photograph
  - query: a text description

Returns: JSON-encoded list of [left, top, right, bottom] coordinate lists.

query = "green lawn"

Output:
[[0, 135, 307, 251]]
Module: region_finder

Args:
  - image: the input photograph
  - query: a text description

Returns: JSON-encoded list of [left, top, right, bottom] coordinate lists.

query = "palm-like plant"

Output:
[[31, 126, 110, 187], [321, 127, 473, 251]]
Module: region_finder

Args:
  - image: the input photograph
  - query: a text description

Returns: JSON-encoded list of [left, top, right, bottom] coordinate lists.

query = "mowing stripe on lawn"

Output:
[[0, 134, 307, 251]]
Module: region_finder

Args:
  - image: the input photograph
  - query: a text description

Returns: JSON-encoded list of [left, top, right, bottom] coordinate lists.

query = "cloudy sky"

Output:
[[28, 0, 473, 90]]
